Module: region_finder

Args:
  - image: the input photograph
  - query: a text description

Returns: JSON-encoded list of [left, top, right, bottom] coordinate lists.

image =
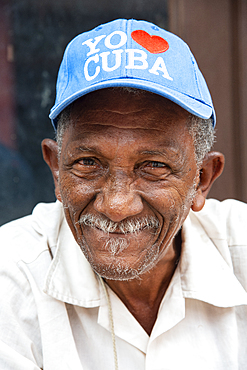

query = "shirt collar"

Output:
[[44, 205, 247, 308], [180, 211, 247, 307], [44, 211, 101, 307]]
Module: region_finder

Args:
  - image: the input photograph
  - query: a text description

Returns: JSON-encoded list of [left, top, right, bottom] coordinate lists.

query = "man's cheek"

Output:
[[145, 187, 182, 214], [59, 176, 93, 208]]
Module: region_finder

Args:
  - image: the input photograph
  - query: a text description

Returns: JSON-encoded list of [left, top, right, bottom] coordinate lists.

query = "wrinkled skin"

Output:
[[42, 88, 224, 334]]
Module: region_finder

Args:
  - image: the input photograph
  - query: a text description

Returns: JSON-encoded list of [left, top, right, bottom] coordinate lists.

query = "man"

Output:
[[0, 19, 246, 370]]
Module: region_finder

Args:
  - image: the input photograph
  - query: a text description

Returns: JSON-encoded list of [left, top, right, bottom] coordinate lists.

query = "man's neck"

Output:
[[105, 231, 181, 335]]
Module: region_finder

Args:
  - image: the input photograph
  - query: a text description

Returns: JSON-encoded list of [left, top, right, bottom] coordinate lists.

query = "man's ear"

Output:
[[191, 151, 225, 212], [41, 139, 62, 202]]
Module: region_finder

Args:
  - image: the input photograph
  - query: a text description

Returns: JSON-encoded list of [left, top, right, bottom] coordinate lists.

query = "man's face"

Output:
[[57, 89, 199, 280]]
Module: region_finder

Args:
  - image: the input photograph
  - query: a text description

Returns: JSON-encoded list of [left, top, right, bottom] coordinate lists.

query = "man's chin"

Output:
[[78, 239, 161, 281], [94, 267, 140, 281], [90, 261, 145, 281]]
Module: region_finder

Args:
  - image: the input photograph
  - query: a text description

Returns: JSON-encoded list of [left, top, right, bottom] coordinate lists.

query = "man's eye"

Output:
[[71, 157, 100, 176], [139, 161, 171, 178], [80, 158, 96, 166], [147, 161, 166, 168]]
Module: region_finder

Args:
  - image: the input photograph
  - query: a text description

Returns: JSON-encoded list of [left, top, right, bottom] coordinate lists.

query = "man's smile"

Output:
[[78, 213, 160, 234]]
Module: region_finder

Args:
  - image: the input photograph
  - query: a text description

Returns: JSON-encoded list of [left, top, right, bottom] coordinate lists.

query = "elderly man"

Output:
[[0, 19, 247, 370]]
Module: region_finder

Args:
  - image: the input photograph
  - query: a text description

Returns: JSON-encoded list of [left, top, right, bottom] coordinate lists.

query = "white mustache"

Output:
[[78, 214, 160, 234]]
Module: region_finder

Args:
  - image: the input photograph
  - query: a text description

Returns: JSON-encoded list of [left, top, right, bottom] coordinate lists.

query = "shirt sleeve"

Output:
[[0, 256, 43, 369]]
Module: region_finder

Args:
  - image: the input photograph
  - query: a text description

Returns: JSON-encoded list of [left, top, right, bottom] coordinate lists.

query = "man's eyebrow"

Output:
[[140, 147, 181, 157], [66, 145, 99, 155], [77, 146, 106, 156], [140, 150, 170, 156], [140, 149, 185, 166], [78, 146, 96, 153]]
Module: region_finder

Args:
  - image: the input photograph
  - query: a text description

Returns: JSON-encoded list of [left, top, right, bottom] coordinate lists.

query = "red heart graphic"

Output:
[[131, 30, 169, 54]]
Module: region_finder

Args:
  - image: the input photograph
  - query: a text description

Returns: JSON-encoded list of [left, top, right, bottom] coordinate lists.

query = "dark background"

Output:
[[0, 0, 168, 225]]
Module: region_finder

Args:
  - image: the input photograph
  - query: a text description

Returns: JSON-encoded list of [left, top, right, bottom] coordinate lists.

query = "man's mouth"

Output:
[[78, 214, 160, 234]]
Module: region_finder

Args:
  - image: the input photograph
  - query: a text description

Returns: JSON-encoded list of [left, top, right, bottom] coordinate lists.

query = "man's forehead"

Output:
[[70, 88, 190, 131]]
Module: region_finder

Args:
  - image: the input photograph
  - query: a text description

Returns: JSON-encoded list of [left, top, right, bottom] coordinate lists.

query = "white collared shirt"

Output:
[[0, 199, 247, 369]]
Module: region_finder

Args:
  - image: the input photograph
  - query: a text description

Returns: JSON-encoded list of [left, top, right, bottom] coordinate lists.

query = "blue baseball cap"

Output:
[[49, 18, 216, 129]]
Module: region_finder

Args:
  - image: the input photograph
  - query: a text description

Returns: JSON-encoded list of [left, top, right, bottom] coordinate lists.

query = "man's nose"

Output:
[[93, 174, 144, 222]]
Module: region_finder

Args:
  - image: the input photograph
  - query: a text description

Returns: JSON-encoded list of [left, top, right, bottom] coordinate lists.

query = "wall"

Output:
[[169, 0, 247, 202]]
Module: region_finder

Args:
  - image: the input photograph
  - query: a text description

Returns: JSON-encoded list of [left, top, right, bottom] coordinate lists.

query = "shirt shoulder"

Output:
[[0, 201, 63, 264], [192, 199, 247, 290], [194, 198, 247, 246], [0, 202, 64, 369]]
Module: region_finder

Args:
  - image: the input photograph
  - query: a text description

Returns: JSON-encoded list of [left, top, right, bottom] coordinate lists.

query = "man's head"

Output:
[[42, 19, 224, 280], [42, 88, 224, 281]]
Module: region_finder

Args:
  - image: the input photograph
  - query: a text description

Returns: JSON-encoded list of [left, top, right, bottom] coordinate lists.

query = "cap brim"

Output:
[[49, 78, 215, 129]]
